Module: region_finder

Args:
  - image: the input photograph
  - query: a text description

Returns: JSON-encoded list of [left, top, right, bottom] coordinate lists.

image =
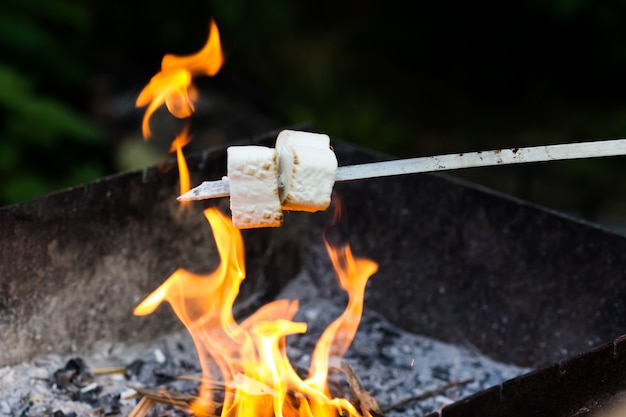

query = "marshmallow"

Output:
[[227, 146, 283, 229], [275, 130, 337, 212]]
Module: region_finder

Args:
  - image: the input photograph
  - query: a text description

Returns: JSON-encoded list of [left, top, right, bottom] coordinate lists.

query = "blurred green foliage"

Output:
[[0, 0, 107, 205]]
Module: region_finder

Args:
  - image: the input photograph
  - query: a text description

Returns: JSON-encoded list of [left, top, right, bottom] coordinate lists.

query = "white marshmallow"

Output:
[[275, 130, 337, 212], [227, 146, 283, 229]]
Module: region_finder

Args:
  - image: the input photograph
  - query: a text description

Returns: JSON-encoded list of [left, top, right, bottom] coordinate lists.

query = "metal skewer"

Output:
[[178, 138, 626, 201]]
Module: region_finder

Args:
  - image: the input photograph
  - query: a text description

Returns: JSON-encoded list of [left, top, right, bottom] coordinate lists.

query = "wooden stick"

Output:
[[127, 397, 155, 417], [127, 385, 204, 409], [93, 366, 127, 376], [341, 361, 384, 417], [178, 138, 626, 201]]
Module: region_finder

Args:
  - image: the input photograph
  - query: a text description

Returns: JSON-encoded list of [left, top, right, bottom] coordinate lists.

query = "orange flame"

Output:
[[136, 20, 222, 203], [306, 242, 378, 392], [134, 207, 378, 417], [136, 19, 223, 139], [170, 126, 192, 199]]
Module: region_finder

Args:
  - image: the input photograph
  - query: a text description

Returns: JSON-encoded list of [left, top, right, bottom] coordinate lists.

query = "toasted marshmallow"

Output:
[[227, 146, 283, 229], [275, 130, 337, 212]]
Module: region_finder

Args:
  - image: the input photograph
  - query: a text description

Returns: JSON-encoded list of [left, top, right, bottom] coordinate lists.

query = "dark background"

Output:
[[3, 0, 626, 231]]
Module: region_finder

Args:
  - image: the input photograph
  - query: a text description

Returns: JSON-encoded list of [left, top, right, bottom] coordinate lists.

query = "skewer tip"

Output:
[[177, 179, 231, 201]]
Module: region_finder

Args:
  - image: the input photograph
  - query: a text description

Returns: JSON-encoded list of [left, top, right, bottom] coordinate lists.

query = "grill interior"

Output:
[[2, 128, 626, 415]]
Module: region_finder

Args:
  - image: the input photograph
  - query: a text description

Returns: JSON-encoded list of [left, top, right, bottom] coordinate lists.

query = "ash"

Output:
[[280, 271, 529, 417], [0, 271, 528, 417]]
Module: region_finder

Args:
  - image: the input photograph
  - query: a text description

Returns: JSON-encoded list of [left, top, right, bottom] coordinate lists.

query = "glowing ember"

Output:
[[135, 207, 378, 417]]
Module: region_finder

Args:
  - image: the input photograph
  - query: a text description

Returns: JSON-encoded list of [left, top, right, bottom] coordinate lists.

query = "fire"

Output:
[[170, 127, 192, 197], [135, 19, 223, 199], [134, 19, 378, 416], [136, 19, 223, 139], [134, 207, 378, 417]]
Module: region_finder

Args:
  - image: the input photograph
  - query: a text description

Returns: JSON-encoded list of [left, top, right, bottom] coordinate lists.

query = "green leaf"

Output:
[[0, 65, 102, 146], [6, 97, 102, 146]]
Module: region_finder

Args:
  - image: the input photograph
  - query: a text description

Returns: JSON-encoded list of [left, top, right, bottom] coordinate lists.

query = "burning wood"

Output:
[[0, 303, 529, 416], [126, 386, 198, 411], [124, 361, 477, 417], [341, 362, 384, 417], [126, 397, 155, 417]]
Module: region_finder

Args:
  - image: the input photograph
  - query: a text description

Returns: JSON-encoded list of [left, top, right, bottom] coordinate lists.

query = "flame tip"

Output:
[[136, 20, 223, 142]]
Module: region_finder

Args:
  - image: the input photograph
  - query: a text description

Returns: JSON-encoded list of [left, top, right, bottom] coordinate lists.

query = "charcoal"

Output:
[[124, 359, 144, 379], [53, 358, 93, 389], [90, 394, 121, 415], [280, 271, 529, 417], [20, 402, 52, 417], [431, 366, 450, 381], [0, 270, 530, 417], [75, 383, 103, 403], [152, 360, 191, 385], [52, 411, 77, 417]]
